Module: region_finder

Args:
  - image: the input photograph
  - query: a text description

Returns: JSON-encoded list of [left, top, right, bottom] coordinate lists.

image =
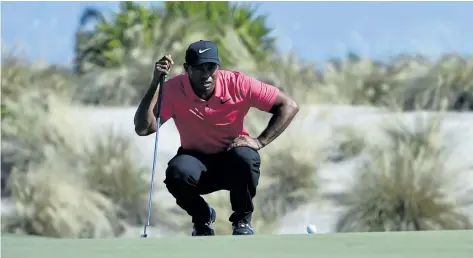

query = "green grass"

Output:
[[3, 231, 473, 258]]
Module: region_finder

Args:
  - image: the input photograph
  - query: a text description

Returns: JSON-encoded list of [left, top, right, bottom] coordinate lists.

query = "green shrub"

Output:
[[331, 115, 473, 232]]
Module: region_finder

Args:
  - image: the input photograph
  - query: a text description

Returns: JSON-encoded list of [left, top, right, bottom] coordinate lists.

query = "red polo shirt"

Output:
[[159, 70, 280, 154]]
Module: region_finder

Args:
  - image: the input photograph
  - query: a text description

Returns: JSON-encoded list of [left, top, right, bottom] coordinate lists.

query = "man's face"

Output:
[[186, 62, 219, 92]]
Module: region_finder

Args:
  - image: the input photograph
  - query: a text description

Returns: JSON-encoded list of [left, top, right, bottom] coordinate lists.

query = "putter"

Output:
[[141, 73, 166, 238]]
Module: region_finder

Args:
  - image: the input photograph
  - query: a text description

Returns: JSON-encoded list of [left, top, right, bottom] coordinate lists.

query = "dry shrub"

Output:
[[327, 125, 366, 162], [2, 92, 83, 167], [1, 50, 81, 197], [1, 57, 162, 236], [216, 24, 260, 73], [2, 119, 160, 238], [2, 160, 126, 238], [80, 129, 157, 227], [453, 91, 473, 111], [253, 53, 322, 104], [309, 53, 473, 111], [382, 113, 444, 156], [390, 55, 473, 111], [243, 109, 323, 229], [317, 54, 399, 107], [1, 48, 73, 107], [256, 128, 323, 225], [1, 90, 84, 197], [246, 53, 473, 111], [332, 114, 473, 232], [387, 54, 432, 81]]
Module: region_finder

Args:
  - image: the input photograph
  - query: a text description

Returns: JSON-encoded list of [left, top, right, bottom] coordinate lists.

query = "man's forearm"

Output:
[[257, 101, 299, 148], [134, 77, 160, 135]]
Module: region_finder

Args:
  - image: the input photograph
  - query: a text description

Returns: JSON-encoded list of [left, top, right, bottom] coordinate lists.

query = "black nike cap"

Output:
[[185, 40, 221, 66]]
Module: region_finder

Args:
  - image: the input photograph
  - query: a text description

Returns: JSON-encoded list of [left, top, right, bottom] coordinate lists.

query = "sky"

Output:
[[1, 1, 473, 66]]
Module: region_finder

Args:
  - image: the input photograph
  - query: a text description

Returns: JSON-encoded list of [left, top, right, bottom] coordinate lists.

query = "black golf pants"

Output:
[[163, 146, 261, 225]]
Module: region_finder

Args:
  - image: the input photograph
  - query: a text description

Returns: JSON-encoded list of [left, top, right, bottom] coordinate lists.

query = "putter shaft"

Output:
[[142, 74, 166, 238]]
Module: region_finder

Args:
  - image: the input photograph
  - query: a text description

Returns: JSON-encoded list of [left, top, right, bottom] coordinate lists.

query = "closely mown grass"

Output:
[[331, 114, 473, 232], [4, 230, 473, 258]]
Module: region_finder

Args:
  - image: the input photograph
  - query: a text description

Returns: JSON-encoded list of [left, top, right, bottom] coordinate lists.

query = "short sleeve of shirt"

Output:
[[238, 73, 280, 112], [154, 80, 174, 120]]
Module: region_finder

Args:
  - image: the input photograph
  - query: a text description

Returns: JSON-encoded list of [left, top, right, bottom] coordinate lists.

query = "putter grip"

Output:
[[154, 74, 166, 118]]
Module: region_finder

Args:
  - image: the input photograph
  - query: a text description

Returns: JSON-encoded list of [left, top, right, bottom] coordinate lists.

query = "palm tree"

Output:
[[164, 1, 275, 63], [74, 2, 160, 74], [73, 1, 275, 74]]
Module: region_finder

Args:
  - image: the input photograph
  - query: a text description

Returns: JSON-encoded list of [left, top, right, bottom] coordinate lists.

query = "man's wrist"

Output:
[[256, 137, 265, 150]]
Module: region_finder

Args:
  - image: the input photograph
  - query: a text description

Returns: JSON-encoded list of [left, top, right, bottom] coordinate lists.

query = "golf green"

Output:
[[3, 230, 473, 258]]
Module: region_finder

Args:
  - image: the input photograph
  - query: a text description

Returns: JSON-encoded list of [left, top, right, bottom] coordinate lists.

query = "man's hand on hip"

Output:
[[227, 135, 263, 151]]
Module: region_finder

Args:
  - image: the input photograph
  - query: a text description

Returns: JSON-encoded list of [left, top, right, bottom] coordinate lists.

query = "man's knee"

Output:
[[164, 154, 204, 187], [227, 146, 261, 172]]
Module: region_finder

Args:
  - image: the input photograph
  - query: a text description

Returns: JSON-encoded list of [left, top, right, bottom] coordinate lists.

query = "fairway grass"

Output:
[[2, 230, 473, 258]]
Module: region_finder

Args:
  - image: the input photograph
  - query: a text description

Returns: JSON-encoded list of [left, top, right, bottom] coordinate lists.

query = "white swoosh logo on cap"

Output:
[[198, 48, 211, 54]]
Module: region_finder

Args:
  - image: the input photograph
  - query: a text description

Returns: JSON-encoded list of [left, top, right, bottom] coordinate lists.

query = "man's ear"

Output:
[[183, 63, 189, 72]]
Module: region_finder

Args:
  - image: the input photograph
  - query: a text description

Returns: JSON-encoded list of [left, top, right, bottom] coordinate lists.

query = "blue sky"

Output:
[[2, 1, 472, 66]]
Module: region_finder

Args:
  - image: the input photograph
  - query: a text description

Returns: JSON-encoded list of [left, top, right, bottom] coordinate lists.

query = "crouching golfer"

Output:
[[134, 40, 299, 236]]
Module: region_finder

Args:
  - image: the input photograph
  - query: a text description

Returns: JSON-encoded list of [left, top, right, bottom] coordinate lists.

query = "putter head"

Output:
[[140, 234, 148, 238]]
